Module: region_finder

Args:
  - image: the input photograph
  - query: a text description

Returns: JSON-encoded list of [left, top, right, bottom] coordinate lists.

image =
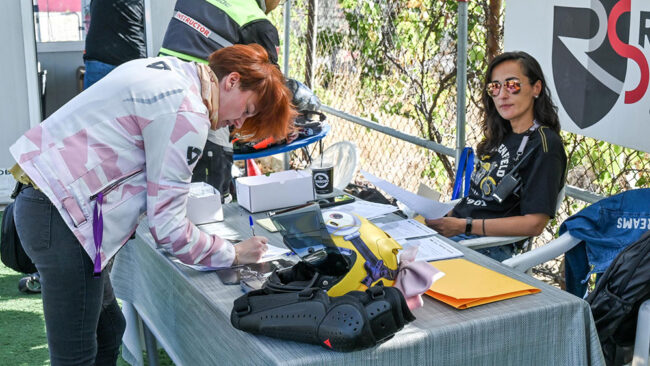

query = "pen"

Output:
[[249, 215, 255, 236]]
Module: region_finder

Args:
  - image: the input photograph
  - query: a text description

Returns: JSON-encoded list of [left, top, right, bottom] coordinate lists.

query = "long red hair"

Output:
[[208, 44, 296, 141]]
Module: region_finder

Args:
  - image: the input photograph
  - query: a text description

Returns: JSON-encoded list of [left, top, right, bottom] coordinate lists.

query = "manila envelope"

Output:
[[426, 258, 540, 309]]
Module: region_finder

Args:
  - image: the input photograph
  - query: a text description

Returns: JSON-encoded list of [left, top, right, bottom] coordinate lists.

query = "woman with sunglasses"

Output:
[[9, 44, 295, 365], [426, 51, 567, 261]]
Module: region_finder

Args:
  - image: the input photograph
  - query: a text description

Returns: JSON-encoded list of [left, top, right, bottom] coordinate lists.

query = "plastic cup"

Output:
[[311, 164, 334, 195]]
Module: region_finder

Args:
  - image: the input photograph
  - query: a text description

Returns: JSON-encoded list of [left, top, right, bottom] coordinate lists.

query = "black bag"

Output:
[[293, 111, 326, 139], [344, 183, 397, 206], [232, 111, 327, 155], [191, 140, 233, 199], [1, 201, 37, 274], [586, 230, 650, 366]]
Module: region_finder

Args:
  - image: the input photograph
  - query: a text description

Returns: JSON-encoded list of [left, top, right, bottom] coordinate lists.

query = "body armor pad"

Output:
[[231, 284, 415, 351]]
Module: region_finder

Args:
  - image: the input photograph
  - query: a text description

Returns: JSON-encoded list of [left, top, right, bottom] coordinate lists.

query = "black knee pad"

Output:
[[231, 284, 414, 351]]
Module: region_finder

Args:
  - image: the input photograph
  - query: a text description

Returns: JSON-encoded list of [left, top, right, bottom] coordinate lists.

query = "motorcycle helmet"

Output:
[[286, 78, 322, 112], [267, 203, 401, 297]]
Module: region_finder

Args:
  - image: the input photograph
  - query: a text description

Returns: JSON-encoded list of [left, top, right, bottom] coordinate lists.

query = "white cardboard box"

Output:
[[236, 170, 315, 213], [186, 182, 223, 224]]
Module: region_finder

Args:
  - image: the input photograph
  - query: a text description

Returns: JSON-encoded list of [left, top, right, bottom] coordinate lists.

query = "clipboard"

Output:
[[426, 258, 540, 309]]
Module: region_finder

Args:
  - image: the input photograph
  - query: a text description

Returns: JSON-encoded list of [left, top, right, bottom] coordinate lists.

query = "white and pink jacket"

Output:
[[10, 57, 235, 271]]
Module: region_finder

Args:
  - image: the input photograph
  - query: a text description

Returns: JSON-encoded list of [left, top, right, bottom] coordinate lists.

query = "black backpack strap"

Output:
[[11, 182, 26, 199]]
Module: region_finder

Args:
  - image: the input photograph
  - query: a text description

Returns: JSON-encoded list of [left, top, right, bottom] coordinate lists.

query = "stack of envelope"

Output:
[[426, 258, 540, 309]]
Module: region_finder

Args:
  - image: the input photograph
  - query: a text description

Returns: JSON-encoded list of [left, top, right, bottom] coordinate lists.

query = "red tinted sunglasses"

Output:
[[486, 80, 522, 97]]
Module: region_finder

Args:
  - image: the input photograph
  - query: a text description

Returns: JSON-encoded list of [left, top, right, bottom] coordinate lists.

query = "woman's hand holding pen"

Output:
[[233, 236, 268, 265]]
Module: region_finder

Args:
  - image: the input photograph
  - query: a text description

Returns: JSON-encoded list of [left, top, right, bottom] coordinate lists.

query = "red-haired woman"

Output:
[[9, 44, 295, 365]]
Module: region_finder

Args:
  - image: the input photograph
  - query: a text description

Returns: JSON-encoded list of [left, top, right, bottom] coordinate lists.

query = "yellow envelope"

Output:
[[426, 258, 540, 309], [256, 218, 279, 233]]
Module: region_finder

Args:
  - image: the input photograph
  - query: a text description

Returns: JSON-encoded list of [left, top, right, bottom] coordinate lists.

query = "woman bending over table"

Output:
[[10, 44, 295, 365]]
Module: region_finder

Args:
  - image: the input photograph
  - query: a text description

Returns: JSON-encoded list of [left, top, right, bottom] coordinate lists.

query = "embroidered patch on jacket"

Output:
[[187, 146, 202, 166]]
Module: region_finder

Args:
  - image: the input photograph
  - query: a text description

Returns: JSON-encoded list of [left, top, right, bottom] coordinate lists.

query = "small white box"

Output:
[[186, 182, 223, 224], [236, 170, 315, 213]]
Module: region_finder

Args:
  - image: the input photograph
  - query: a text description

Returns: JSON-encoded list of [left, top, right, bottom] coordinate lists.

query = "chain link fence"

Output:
[[268, 0, 649, 287]]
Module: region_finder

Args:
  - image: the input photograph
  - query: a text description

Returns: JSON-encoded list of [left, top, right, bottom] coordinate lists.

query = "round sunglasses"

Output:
[[486, 79, 522, 97]]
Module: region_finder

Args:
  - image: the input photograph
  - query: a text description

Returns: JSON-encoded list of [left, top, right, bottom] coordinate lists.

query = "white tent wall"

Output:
[[0, 1, 41, 204]]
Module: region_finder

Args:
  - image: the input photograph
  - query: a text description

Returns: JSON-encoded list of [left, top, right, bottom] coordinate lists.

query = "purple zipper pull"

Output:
[[92, 192, 104, 278]]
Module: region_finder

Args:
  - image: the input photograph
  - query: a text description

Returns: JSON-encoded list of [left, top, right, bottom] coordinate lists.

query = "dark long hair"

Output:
[[477, 51, 561, 156]]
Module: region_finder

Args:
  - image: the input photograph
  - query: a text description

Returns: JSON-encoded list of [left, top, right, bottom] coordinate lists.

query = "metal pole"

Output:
[[322, 105, 600, 204], [304, 0, 318, 88], [565, 186, 603, 204], [282, 0, 291, 77], [282, 0, 292, 170], [455, 0, 468, 169], [321, 105, 456, 157], [143, 0, 154, 57]]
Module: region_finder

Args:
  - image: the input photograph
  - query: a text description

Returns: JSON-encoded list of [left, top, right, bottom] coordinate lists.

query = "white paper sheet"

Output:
[[328, 199, 399, 219], [361, 170, 457, 219], [397, 236, 464, 262], [376, 219, 438, 240], [261, 244, 293, 260], [172, 244, 291, 271]]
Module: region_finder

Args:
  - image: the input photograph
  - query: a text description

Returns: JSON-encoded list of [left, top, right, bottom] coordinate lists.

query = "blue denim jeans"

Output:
[[83, 60, 116, 89], [449, 233, 516, 262], [14, 187, 125, 366]]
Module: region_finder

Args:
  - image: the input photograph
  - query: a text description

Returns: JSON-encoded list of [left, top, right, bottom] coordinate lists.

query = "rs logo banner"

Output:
[[505, 0, 650, 152]]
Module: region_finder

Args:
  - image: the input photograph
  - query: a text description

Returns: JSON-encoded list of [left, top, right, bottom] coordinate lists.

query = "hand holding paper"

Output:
[[361, 170, 457, 219]]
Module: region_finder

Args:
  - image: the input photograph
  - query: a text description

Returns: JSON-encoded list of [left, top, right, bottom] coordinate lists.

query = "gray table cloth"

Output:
[[111, 203, 605, 366]]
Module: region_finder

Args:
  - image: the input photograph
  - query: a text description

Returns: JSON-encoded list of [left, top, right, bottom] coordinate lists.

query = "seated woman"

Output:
[[10, 44, 295, 365], [426, 51, 567, 261]]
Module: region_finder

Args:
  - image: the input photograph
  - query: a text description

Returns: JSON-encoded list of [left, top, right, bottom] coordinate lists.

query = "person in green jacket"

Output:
[[159, 0, 283, 198]]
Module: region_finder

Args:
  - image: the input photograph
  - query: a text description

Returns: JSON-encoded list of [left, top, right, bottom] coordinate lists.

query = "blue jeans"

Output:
[[14, 187, 125, 366], [84, 60, 116, 89], [449, 233, 516, 262]]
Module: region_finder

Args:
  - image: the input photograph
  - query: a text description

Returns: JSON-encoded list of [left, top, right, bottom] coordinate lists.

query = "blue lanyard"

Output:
[[452, 147, 475, 200]]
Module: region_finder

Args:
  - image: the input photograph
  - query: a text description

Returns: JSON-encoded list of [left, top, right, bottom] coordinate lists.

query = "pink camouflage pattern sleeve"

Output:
[[141, 110, 236, 268]]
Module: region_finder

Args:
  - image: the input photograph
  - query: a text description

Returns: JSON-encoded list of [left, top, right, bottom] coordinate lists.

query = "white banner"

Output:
[[505, 0, 650, 153]]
